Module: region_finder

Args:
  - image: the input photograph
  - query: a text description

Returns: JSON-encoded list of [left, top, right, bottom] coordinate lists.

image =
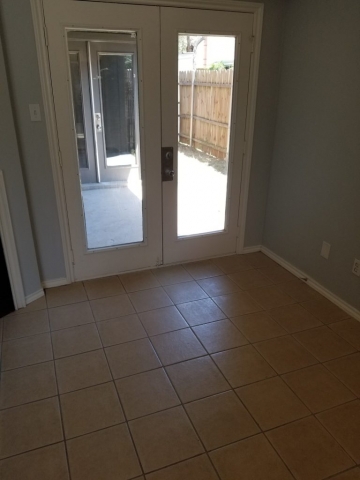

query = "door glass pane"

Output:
[[67, 33, 143, 251], [177, 35, 236, 237], [99, 54, 136, 168], [69, 52, 88, 169]]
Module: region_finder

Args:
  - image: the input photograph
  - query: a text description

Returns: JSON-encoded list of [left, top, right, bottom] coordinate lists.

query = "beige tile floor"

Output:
[[1, 252, 360, 479]]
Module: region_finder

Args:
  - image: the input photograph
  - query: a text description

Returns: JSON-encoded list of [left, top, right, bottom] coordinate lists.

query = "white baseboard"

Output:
[[38, 249, 360, 321], [42, 277, 69, 289], [261, 246, 360, 322], [261, 246, 308, 280], [25, 288, 44, 305], [240, 245, 262, 254]]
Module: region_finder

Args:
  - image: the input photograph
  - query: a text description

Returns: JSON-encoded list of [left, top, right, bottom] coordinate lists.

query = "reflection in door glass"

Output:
[[68, 32, 143, 250], [177, 35, 235, 237], [99, 54, 136, 168], [69, 52, 88, 169]]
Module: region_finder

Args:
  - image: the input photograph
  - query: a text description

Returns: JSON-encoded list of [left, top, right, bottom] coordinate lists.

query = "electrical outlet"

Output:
[[29, 104, 41, 122], [352, 259, 360, 277], [320, 241, 331, 259]]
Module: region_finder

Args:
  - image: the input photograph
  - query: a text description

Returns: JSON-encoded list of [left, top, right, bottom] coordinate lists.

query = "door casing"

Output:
[[31, 0, 264, 285]]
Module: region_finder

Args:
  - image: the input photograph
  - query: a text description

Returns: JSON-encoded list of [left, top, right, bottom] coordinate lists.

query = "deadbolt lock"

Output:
[[161, 147, 175, 181]]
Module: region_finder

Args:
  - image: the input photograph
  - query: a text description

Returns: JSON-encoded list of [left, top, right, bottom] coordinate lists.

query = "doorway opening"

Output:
[[39, 0, 259, 280], [0, 236, 15, 318]]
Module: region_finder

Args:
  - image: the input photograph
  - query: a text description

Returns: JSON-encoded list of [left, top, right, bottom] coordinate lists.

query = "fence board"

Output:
[[178, 69, 233, 159]]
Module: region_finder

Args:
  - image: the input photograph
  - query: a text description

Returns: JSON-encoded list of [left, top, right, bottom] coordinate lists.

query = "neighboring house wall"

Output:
[[196, 36, 235, 68], [0, 0, 66, 284], [263, 0, 360, 310], [178, 52, 193, 71], [0, 35, 42, 298]]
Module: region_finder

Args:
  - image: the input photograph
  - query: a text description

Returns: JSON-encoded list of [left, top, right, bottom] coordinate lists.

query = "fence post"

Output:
[[189, 69, 195, 147]]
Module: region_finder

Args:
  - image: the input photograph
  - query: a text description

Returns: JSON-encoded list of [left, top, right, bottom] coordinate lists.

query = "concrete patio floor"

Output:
[[82, 146, 228, 249]]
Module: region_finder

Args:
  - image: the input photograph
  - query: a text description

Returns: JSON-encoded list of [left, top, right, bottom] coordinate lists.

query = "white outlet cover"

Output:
[[321, 241, 331, 259], [29, 104, 41, 122], [352, 259, 360, 277]]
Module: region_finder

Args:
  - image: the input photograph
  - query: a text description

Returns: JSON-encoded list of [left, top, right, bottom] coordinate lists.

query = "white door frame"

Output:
[[31, 0, 263, 284]]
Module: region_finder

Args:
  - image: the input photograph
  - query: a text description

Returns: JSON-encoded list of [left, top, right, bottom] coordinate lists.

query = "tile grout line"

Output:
[[184, 325, 273, 436], [223, 320, 360, 472], [261, 434, 297, 480], [1, 261, 358, 477], [144, 333, 222, 480], [0, 308, 354, 468], [323, 466, 360, 479], [315, 400, 360, 466], [264, 414, 357, 478], [183, 320, 300, 480], [0, 303, 339, 346], [2, 281, 352, 343], [2, 312, 359, 383], [248, 336, 359, 474], [2, 344, 358, 419], [280, 371, 359, 415], [1, 326, 359, 394], [48, 318, 73, 480], [140, 263, 297, 476], [319, 357, 360, 404], [0, 440, 72, 463], [91, 291, 148, 479], [126, 269, 228, 479], [289, 325, 357, 363], [2, 390, 357, 469]]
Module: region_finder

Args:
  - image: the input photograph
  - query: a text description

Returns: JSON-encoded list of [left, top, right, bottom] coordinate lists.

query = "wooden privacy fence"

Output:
[[178, 69, 233, 160]]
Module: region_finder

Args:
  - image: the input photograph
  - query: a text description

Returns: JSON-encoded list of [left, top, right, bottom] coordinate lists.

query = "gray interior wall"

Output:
[[244, 0, 286, 246], [263, 0, 360, 310], [0, 35, 42, 298], [0, 0, 66, 283]]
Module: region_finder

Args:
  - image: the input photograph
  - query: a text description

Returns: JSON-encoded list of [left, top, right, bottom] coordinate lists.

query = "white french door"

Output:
[[44, 1, 163, 280], [42, 0, 254, 280], [161, 7, 253, 264]]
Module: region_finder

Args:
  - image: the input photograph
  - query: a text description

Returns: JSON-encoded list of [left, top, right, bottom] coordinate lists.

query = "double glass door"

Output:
[[43, 0, 254, 280]]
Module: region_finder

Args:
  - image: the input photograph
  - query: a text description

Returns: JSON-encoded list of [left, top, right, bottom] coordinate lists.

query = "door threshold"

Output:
[[81, 181, 129, 190]]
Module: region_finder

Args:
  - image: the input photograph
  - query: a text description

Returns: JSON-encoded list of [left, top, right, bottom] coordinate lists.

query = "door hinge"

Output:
[[43, 24, 49, 47]]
